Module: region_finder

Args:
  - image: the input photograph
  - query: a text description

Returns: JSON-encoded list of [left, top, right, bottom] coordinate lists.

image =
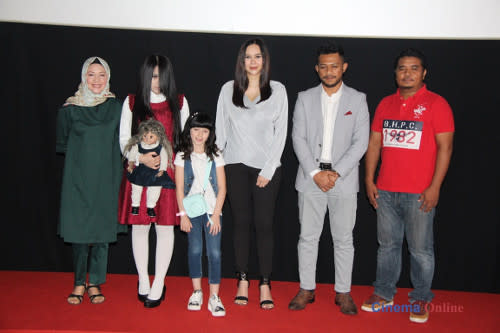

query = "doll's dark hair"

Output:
[[179, 112, 220, 161], [131, 54, 181, 150]]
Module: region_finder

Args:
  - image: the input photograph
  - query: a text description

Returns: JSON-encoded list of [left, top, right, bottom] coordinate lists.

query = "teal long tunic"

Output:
[[56, 98, 126, 243]]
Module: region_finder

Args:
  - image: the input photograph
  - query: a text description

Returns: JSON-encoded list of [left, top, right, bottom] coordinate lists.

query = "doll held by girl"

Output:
[[124, 119, 175, 218]]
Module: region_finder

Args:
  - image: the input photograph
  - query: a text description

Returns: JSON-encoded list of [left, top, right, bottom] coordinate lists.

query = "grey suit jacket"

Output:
[[292, 83, 370, 193]]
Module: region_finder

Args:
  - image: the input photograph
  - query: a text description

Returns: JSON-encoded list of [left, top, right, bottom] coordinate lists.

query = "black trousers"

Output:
[[225, 163, 282, 278]]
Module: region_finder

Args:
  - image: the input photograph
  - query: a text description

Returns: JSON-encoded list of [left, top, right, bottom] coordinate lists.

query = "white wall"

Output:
[[1, 0, 499, 39]]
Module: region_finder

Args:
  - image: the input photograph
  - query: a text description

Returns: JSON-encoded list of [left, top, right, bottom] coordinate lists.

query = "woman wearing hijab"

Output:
[[56, 56, 125, 305], [118, 54, 189, 308], [215, 38, 288, 310]]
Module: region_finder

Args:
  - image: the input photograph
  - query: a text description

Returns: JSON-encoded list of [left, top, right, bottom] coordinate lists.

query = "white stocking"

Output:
[[149, 225, 174, 300], [132, 224, 151, 295]]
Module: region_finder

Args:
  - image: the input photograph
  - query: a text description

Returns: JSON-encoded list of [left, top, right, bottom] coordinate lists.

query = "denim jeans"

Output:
[[373, 190, 435, 302], [187, 214, 222, 284]]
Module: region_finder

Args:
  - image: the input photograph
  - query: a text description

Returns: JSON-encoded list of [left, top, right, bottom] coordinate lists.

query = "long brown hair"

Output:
[[232, 38, 272, 108]]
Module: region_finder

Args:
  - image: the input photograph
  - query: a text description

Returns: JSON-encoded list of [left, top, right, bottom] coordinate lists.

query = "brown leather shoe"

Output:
[[361, 294, 393, 312], [288, 289, 315, 310], [335, 293, 358, 315], [409, 300, 429, 323]]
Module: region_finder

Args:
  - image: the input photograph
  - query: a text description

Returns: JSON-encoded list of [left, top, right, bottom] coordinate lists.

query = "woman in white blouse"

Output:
[[215, 38, 288, 310], [118, 54, 189, 308]]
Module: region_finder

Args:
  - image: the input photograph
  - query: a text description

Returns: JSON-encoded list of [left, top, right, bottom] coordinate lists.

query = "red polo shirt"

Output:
[[372, 85, 454, 193]]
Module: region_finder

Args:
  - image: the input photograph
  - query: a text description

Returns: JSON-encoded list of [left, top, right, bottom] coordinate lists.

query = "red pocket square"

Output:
[[344, 111, 352, 115]]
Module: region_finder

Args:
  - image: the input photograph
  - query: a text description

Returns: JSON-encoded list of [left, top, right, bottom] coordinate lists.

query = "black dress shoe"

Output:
[[131, 207, 139, 215], [144, 297, 161, 308], [144, 286, 166, 308], [137, 282, 148, 303], [147, 208, 156, 217]]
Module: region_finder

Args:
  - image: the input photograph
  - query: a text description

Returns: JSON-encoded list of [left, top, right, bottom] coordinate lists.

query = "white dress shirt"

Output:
[[310, 83, 343, 178]]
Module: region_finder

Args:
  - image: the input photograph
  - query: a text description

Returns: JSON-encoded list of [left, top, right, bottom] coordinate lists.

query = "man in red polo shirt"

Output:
[[361, 48, 454, 323]]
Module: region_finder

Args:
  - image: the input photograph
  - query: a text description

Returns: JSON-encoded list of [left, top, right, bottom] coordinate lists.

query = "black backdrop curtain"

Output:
[[1, 22, 498, 293]]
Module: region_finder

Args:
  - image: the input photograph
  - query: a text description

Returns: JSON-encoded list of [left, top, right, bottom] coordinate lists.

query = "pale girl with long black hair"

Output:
[[118, 54, 189, 308]]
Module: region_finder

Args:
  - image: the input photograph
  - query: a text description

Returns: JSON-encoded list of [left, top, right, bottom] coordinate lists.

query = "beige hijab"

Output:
[[65, 56, 116, 107]]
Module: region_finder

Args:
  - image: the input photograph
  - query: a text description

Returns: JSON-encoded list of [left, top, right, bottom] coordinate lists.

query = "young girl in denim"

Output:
[[174, 112, 227, 317]]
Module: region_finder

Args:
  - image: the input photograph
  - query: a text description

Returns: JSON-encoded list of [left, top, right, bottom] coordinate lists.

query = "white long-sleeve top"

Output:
[[215, 80, 288, 180], [310, 83, 344, 178], [119, 91, 190, 157]]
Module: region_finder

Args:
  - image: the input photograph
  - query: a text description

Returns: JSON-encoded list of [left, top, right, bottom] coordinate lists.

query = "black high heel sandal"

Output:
[[259, 277, 274, 310], [234, 272, 249, 305], [137, 281, 148, 303], [144, 286, 166, 308], [87, 285, 105, 304]]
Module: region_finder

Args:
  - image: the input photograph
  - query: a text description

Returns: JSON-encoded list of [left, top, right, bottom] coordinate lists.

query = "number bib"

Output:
[[382, 119, 423, 150]]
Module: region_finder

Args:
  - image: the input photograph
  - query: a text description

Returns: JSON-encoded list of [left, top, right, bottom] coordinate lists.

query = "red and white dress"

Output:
[[118, 92, 189, 225]]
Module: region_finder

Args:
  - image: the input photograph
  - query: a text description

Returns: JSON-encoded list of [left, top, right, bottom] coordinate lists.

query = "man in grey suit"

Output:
[[288, 42, 369, 315]]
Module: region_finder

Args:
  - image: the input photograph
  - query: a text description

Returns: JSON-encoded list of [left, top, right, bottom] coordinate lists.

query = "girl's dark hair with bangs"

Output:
[[179, 112, 220, 161], [131, 54, 181, 149], [232, 38, 272, 108]]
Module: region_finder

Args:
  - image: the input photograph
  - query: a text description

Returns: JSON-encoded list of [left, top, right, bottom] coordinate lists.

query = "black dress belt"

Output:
[[319, 163, 332, 170]]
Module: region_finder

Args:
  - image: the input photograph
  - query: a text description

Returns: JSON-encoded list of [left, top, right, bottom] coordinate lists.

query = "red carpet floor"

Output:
[[0, 271, 498, 332]]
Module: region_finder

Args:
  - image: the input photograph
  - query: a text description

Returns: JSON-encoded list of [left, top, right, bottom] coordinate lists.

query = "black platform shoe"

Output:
[[131, 206, 139, 215], [137, 282, 148, 303], [144, 286, 166, 308]]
